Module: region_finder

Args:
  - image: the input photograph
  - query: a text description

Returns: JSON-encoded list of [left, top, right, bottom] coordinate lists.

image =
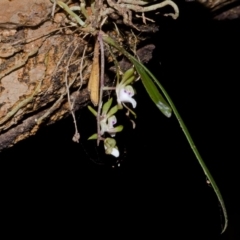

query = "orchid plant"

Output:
[[88, 98, 123, 137], [52, 0, 228, 233]]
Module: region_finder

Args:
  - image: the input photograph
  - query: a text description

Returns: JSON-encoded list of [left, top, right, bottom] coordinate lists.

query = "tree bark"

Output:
[[0, 0, 94, 150], [1, 0, 239, 151], [190, 0, 240, 20]]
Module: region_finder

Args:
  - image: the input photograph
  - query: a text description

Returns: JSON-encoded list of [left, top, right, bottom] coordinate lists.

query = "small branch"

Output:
[[79, 46, 87, 91], [103, 87, 116, 91], [71, 45, 87, 108], [97, 31, 105, 146], [51, 0, 57, 18], [64, 44, 81, 142]]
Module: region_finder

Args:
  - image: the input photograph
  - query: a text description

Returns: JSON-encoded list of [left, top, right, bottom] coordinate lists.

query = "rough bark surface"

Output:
[[0, 0, 239, 151], [0, 1, 94, 150], [191, 0, 240, 20]]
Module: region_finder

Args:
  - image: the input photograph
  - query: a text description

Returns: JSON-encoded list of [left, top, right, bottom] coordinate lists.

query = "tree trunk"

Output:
[[0, 0, 94, 150], [1, 0, 239, 151]]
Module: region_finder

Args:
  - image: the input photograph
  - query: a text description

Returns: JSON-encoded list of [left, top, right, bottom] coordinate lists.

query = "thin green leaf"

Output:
[[121, 68, 135, 85], [132, 49, 228, 234], [106, 105, 119, 119], [88, 105, 97, 117], [102, 33, 228, 233], [121, 75, 136, 87], [132, 53, 228, 233], [88, 133, 97, 140], [102, 98, 113, 116]]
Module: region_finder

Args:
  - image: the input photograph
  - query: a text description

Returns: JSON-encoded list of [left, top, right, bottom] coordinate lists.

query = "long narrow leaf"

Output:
[[88, 105, 97, 117], [102, 33, 228, 233]]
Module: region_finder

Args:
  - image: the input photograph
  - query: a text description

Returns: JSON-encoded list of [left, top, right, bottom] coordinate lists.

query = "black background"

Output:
[[0, 1, 239, 238]]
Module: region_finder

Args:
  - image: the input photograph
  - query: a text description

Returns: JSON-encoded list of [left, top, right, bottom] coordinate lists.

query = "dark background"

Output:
[[0, 1, 239, 238]]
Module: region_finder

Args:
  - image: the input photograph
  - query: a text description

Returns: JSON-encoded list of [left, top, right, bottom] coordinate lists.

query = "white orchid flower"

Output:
[[88, 98, 123, 140], [107, 115, 117, 137], [116, 67, 137, 109], [116, 85, 137, 109], [104, 138, 120, 158], [100, 115, 118, 137]]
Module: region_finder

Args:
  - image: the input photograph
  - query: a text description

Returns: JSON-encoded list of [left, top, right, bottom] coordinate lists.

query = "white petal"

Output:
[[108, 115, 117, 129], [118, 88, 137, 108], [104, 145, 119, 158], [110, 148, 119, 158]]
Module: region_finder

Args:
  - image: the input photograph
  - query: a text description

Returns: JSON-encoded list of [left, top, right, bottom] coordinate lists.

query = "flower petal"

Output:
[[104, 145, 119, 158], [108, 115, 117, 129], [107, 115, 117, 137], [110, 147, 119, 158], [118, 86, 137, 108], [104, 138, 119, 157]]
